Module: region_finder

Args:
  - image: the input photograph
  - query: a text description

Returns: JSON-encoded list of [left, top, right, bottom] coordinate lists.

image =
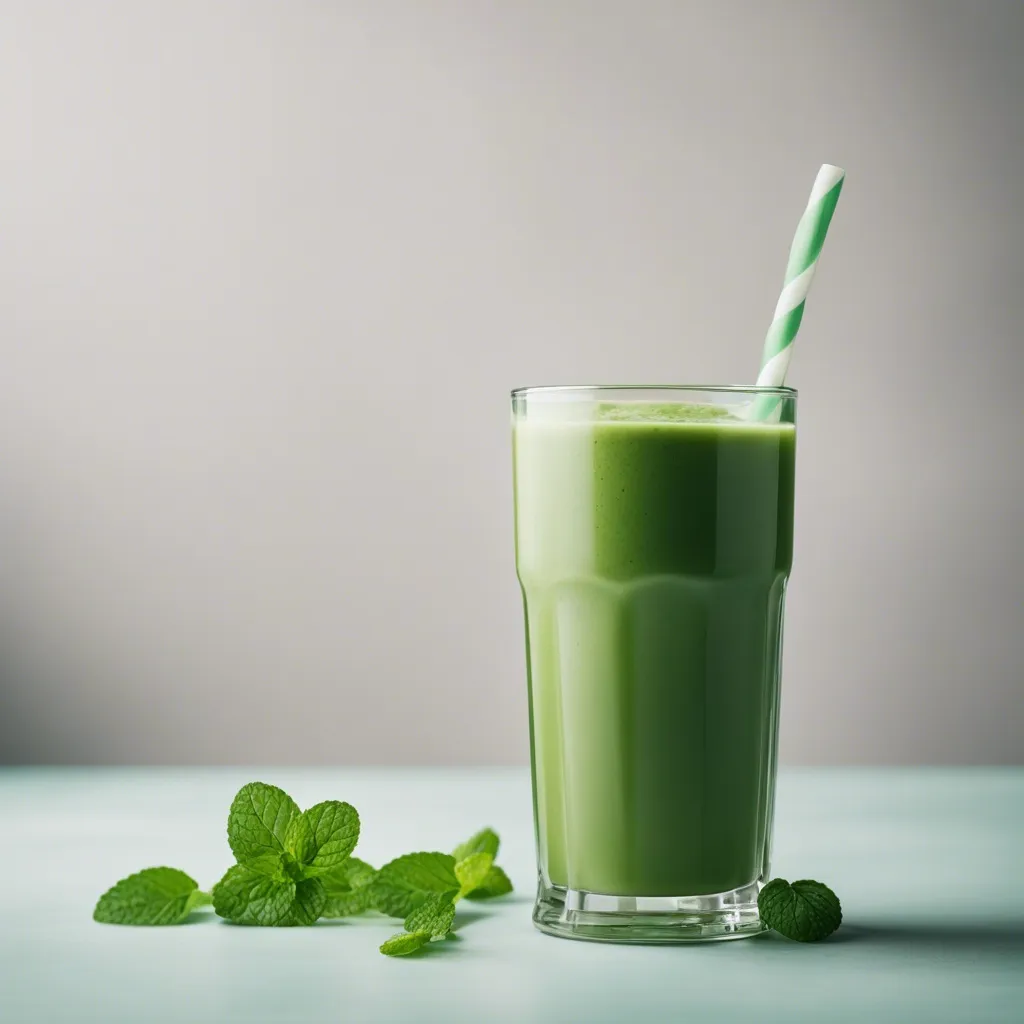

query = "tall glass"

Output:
[[512, 385, 797, 942]]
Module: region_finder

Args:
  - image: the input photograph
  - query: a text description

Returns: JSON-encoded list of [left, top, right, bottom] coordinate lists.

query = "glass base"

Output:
[[533, 879, 766, 944]]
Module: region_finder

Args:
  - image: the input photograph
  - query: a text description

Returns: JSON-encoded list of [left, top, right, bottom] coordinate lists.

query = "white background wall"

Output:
[[2, 0, 1022, 765]]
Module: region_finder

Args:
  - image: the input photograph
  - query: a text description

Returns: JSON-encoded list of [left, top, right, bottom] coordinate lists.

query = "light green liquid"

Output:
[[514, 403, 795, 896]]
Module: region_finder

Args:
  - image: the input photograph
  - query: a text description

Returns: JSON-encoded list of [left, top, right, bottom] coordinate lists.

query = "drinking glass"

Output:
[[512, 385, 797, 942]]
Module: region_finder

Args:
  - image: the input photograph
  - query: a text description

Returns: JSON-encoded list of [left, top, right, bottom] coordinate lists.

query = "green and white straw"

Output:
[[756, 163, 845, 389]]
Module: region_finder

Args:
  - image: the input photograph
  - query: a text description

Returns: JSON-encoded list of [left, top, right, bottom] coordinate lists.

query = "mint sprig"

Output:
[[92, 781, 514, 959], [368, 852, 460, 918], [213, 783, 360, 926], [94, 867, 211, 925], [374, 829, 518, 955], [452, 829, 512, 900], [758, 878, 842, 942]]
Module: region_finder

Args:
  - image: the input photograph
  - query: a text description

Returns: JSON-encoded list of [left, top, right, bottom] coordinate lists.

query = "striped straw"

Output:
[[756, 163, 845, 390]]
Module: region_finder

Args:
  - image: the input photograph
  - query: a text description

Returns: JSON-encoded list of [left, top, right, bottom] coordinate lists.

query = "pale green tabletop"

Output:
[[1, 768, 1021, 1023]]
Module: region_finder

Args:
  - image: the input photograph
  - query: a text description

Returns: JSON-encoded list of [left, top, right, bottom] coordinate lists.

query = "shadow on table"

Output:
[[451, 908, 492, 932], [822, 921, 1024, 958], [451, 895, 532, 932]]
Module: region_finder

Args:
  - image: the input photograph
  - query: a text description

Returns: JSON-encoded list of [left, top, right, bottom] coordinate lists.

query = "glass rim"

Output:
[[510, 384, 798, 399]]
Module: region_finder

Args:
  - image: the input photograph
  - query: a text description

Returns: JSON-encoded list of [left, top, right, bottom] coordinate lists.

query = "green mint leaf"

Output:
[[758, 878, 842, 942], [369, 852, 459, 918], [284, 800, 360, 875], [321, 886, 370, 918], [281, 856, 307, 883], [452, 827, 500, 862], [404, 892, 456, 938], [213, 864, 297, 926], [94, 867, 208, 925], [227, 782, 300, 870], [463, 863, 514, 900], [339, 855, 376, 890], [283, 878, 327, 925], [380, 931, 431, 957], [213, 864, 327, 926], [454, 852, 494, 899], [321, 857, 377, 918]]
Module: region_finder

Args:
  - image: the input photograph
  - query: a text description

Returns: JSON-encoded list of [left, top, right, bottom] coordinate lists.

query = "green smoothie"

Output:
[[513, 400, 795, 897]]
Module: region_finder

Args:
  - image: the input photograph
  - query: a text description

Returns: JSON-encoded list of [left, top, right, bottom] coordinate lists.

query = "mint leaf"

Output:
[[94, 867, 209, 925], [464, 864, 513, 900], [213, 865, 297, 926], [380, 892, 456, 958], [227, 782, 300, 872], [213, 864, 327, 927], [369, 852, 459, 918], [380, 931, 431, 957], [451, 829, 512, 899], [758, 878, 842, 942], [338, 855, 376, 890], [322, 889, 371, 919], [454, 852, 494, 899], [321, 857, 376, 918], [404, 892, 456, 938], [284, 878, 327, 925], [452, 827, 500, 862], [285, 800, 360, 875]]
